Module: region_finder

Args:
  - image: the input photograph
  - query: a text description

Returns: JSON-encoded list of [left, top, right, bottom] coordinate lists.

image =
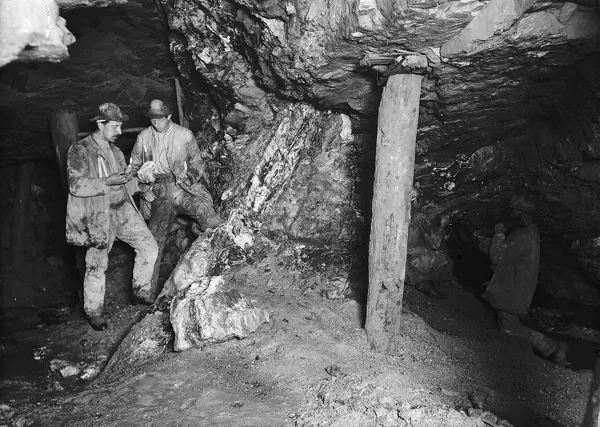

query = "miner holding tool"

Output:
[[130, 99, 222, 297], [66, 103, 158, 331]]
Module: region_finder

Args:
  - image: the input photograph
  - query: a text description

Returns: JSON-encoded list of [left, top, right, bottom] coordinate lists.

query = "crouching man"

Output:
[[130, 99, 222, 295], [66, 102, 158, 331]]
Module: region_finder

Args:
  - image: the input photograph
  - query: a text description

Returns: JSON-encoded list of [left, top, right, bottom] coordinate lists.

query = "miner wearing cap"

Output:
[[130, 99, 221, 294], [480, 194, 568, 367], [66, 103, 159, 331], [405, 184, 455, 299]]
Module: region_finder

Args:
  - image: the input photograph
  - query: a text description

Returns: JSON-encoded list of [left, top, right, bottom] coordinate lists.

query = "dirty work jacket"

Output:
[[130, 122, 206, 217], [66, 135, 139, 249], [483, 224, 540, 316], [406, 210, 453, 283]]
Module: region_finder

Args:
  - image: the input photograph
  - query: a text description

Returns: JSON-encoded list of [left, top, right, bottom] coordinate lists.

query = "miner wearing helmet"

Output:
[[66, 103, 158, 331], [129, 99, 222, 296], [405, 184, 455, 299], [481, 194, 568, 367]]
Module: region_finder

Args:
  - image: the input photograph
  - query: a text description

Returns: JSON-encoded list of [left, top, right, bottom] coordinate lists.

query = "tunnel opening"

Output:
[[446, 220, 493, 295]]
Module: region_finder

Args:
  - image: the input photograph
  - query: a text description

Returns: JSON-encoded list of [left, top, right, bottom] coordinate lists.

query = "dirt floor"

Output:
[[0, 239, 596, 427]]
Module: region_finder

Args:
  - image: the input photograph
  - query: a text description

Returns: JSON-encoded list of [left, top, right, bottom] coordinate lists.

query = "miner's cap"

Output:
[[147, 99, 172, 119], [90, 102, 128, 123]]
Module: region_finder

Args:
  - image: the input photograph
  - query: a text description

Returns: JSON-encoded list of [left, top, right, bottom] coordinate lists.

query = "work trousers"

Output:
[[83, 201, 158, 317], [148, 182, 220, 296], [497, 310, 558, 358]]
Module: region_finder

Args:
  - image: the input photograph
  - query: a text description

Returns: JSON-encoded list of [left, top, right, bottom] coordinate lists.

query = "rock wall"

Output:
[[161, 0, 600, 302]]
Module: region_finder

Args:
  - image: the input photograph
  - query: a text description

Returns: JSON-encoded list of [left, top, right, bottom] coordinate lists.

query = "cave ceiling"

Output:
[[163, 0, 600, 239], [1, 0, 600, 240]]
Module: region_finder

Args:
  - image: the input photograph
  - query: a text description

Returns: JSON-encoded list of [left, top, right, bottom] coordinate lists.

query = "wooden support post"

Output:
[[11, 161, 35, 267], [364, 73, 422, 353], [582, 355, 600, 427], [49, 107, 85, 279], [49, 107, 79, 194], [174, 77, 189, 128]]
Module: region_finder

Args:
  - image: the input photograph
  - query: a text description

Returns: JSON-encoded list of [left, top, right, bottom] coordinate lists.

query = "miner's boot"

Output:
[[88, 313, 108, 331]]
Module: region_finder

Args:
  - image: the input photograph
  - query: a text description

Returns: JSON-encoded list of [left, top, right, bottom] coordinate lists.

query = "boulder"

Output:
[[170, 276, 270, 352], [160, 235, 214, 297]]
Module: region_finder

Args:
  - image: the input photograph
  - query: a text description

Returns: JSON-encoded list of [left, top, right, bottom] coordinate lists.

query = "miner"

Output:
[[66, 103, 159, 331], [478, 195, 568, 367], [406, 185, 455, 299], [130, 99, 222, 295]]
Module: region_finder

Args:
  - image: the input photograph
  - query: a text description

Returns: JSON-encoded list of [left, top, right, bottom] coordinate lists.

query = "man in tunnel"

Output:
[[66, 103, 159, 331], [406, 185, 455, 299], [130, 99, 222, 296], [479, 195, 568, 367]]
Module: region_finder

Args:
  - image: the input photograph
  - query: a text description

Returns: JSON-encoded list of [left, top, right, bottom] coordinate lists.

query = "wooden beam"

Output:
[[582, 355, 600, 427], [49, 107, 79, 194], [174, 77, 189, 128], [11, 160, 35, 267], [364, 73, 422, 354], [361, 52, 428, 86], [360, 50, 419, 67], [49, 107, 87, 280]]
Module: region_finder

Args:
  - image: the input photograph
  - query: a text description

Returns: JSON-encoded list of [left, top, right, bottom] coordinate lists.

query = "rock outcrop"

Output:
[[161, 0, 600, 297], [170, 276, 270, 352]]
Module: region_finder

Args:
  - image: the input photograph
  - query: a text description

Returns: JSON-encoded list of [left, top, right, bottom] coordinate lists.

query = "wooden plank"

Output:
[[11, 161, 35, 267], [582, 355, 600, 427], [360, 50, 419, 67], [364, 73, 422, 354], [49, 107, 86, 279], [174, 77, 189, 128], [49, 107, 79, 194]]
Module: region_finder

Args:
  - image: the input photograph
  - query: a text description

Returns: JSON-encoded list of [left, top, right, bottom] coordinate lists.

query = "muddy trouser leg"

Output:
[[83, 210, 117, 318], [172, 185, 221, 229], [148, 183, 176, 297], [497, 310, 558, 358], [114, 202, 159, 303]]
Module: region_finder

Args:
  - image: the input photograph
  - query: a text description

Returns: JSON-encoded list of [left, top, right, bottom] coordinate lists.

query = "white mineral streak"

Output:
[[357, 0, 384, 31], [339, 114, 353, 142], [245, 104, 315, 213]]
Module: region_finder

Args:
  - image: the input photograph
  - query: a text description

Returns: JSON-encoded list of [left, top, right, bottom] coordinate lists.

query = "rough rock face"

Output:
[[0, 0, 75, 68], [1, 0, 599, 305], [170, 276, 270, 352], [0, 0, 130, 68], [160, 0, 600, 299], [224, 103, 363, 242], [161, 234, 214, 297], [56, 0, 128, 9], [97, 307, 172, 384]]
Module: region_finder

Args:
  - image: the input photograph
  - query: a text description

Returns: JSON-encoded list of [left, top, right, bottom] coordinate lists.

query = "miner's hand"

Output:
[[106, 172, 130, 186], [141, 187, 156, 202]]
